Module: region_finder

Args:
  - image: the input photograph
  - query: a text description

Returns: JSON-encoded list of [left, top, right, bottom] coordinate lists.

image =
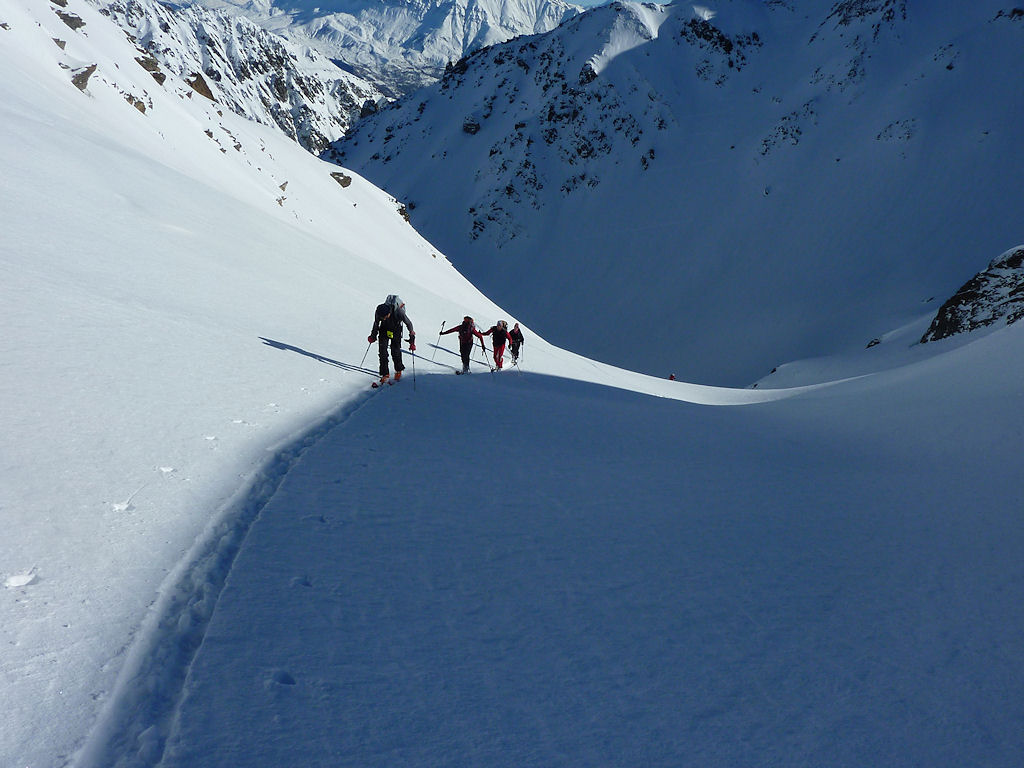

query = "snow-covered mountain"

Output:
[[91, 0, 384, 153], [186, 0, 584, 96], [332, 0, 1024, 384], [4, 0, 1024, 766]]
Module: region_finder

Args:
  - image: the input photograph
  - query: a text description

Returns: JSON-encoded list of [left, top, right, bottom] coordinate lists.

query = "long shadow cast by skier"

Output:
[[259, 337, 377, 377]]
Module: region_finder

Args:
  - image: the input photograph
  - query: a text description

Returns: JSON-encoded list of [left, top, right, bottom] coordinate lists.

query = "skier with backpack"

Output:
[[481, 320, 512, 370], [440, 315, 485, 374], [368, 295, 415, 385], [508, 322, 524, 365]]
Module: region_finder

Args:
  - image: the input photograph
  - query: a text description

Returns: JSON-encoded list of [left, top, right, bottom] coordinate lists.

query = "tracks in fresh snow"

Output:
[[73, 390, 382, 768]]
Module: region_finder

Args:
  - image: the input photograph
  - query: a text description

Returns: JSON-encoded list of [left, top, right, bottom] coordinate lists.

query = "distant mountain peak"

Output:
[[183, 0, 584, 96]]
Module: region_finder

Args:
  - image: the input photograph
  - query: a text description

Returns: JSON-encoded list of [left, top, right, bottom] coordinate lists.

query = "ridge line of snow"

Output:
[[72, 390, 381, 768], [536, 346, 868, 405]]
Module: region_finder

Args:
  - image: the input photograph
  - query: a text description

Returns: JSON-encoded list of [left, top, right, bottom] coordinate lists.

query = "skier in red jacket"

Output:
[[441, 315, 485, 373], [481, 320, 512, 370]]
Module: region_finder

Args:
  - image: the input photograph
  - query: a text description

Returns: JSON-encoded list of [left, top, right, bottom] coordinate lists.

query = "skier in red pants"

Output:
[[481, 320, 512, 370]]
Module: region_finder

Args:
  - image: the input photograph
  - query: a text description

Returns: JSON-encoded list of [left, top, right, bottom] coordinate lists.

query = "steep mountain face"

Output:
[[187, 0, 583, 97], [92, 0, 383, 153], [331, 0, 1024, 384], [921, 246, 1024, 343]]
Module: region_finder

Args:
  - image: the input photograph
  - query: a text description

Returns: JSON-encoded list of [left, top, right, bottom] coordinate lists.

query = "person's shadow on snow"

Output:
[[259, 337, 376, 377]]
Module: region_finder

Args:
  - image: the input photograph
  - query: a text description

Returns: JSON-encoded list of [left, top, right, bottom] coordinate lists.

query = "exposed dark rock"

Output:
[[135, 54, 166, 84], [187, 72, 215, 100], [55, 9, 85, 30], [125, 93, 146, 112], [71, 63, 97, 90], [359, 99, 379, 118], [920, 246, 1024, 342], [330, 171, 353, 187]]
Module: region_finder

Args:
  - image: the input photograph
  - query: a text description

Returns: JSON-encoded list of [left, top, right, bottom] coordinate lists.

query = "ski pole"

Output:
[[360, 340, 372, 369], [411, 344, 416, 390], [431, 321, 444, 361]]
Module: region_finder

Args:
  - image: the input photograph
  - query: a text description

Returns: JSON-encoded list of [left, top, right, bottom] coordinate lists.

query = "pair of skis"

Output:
[[369, 347, 461, 388], [429, 343, 494, 373]]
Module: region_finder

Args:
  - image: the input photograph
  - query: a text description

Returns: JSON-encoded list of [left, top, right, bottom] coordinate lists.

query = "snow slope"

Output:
[[91, 329, 1024, 768], [333, 0, 1024, 385], [0, 1, 776, 763], [2, 0, 1023, 766], [0, 0, 490, 763]]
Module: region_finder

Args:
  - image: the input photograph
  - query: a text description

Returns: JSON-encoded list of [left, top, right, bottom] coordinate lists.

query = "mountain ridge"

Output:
[[331, 0, 1024, 384], [186, 0, 584, 96], [91, 0, 384, 152]]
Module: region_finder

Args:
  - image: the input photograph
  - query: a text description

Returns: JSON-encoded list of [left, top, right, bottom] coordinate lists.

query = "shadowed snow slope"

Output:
[[1, 0, 1023, 767], [113, 332, 1024, 768]]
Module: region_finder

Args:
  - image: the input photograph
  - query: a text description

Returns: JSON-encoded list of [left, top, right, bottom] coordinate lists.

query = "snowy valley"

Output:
[[333, 0, 1024, 384], [1, 0, 1023, 766]]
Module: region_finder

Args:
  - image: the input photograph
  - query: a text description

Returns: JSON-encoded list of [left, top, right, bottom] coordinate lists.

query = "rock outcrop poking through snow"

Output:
[[921, 246, 1024, 342]]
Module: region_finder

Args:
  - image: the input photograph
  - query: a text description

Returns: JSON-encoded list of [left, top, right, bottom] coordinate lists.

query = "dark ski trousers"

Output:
[[378, 333, 404, 376], [459, 339, 474, 371], [510, 341, 521, 361]]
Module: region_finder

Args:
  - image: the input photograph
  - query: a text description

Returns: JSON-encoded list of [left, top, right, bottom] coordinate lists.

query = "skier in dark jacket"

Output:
[[368, 295, 415, 384], [440, 315, 485, 373], [481, 320, 512, 370], [508, 323, 524, 364]]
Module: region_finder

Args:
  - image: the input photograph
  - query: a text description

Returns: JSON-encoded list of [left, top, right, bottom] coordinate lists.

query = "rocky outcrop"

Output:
[[94, 0, 383, 153], [71, 63, 97, 90], [920, 246, 1024, 342]]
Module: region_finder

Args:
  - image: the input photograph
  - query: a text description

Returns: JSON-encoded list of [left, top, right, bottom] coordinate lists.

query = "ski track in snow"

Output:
[[75, 333, 1024, 766], [72, 362, 787, 767], [74, 389, 388, 768]]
